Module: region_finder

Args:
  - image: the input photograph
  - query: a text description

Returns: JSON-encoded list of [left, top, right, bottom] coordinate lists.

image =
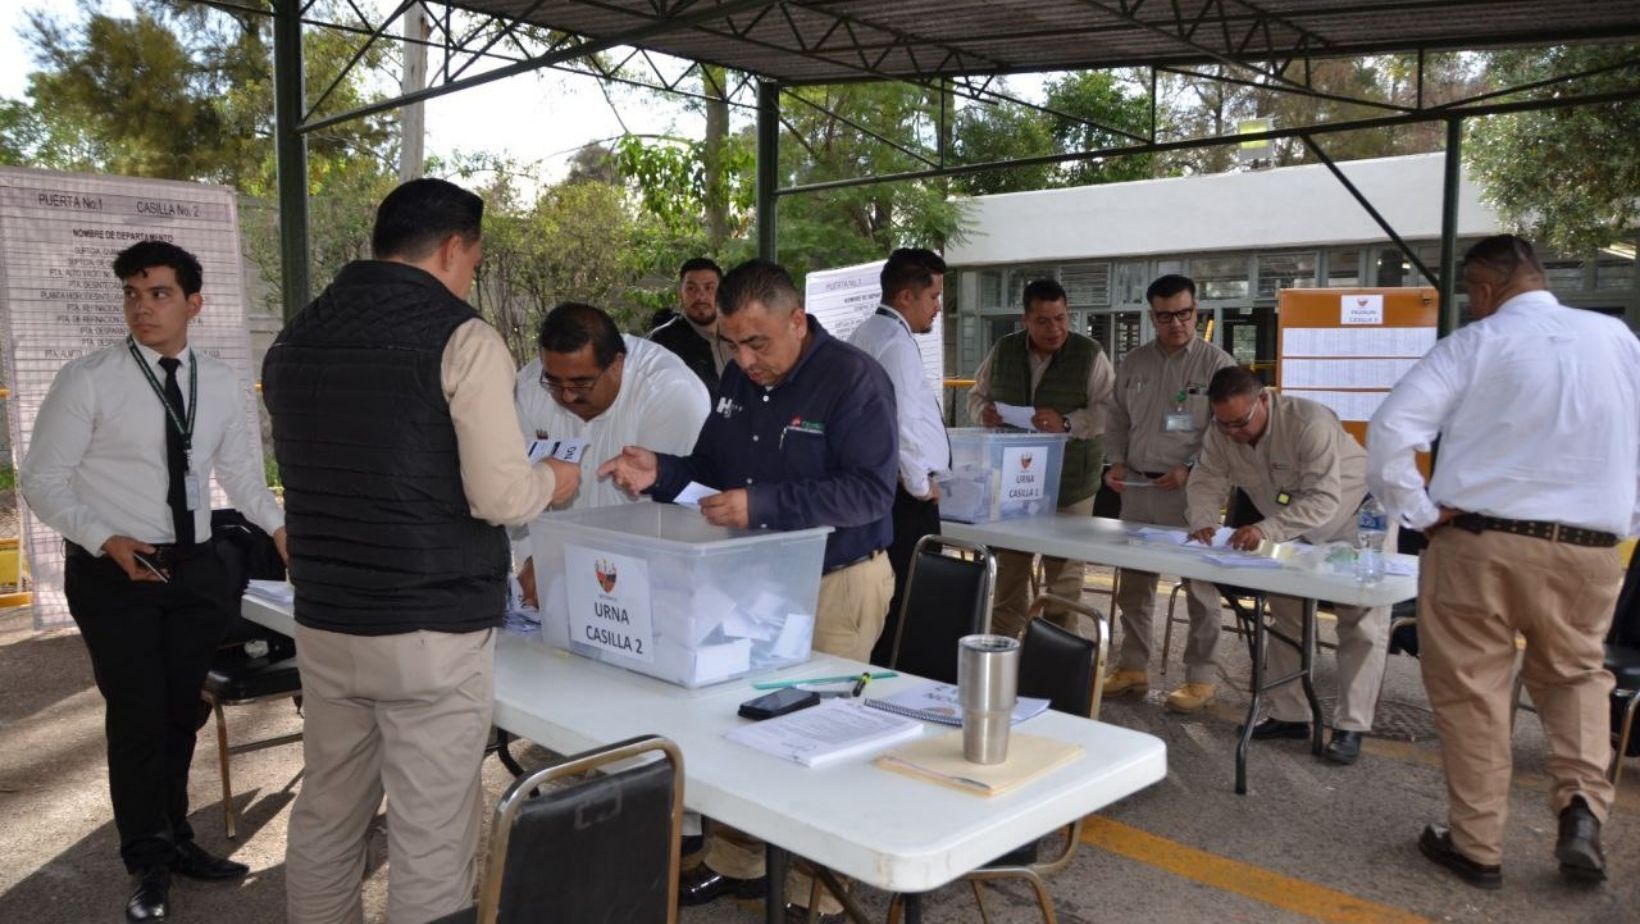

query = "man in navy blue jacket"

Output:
[[600, 258, 897, 919]]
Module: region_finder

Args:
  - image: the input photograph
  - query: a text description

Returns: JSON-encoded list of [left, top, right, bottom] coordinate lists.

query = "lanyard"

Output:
[[127, 336, 197, 454]]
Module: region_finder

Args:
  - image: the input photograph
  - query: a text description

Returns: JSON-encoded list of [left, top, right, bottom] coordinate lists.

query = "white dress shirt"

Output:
[[1367, 290, 1640, 536], [848, 305, 950, 498], [515, 334, 710, 511], [20, 338, 285, 554]]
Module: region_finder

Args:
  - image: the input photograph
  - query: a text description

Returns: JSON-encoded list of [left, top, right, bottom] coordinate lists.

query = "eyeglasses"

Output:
[[1153, 306, 1197, 326], [540, 363, 609, 397], [1212, 398, 1261, 431]]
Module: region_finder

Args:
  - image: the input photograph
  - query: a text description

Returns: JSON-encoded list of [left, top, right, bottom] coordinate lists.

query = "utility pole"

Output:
[[399, 4, 430, 182]]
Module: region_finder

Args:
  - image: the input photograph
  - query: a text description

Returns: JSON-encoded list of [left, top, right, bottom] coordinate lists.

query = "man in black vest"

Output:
[[264, 179, 579, 923], [649, 256, 730, 394], [967, 278, 1115, 639], [22, 241, 288, 922]]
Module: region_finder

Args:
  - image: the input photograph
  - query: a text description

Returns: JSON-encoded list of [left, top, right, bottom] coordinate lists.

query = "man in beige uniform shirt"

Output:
[[1187, 366, 1391, 766], [1102, 275, 1235, 712], [967, 279, 1115, 638]]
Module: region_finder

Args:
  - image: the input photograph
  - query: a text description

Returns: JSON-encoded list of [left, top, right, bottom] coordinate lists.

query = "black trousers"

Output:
[[64, 543, 236, 873], [871, 485, 942, 667]]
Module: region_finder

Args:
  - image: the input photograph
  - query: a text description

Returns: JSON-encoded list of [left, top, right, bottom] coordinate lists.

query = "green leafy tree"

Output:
[[1466, 44, 1640, 254]]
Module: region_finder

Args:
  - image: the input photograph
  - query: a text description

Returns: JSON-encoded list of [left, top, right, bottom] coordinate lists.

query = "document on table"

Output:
[[865, 681, 1050, 727], [725, 699, 924, 767], [527, 437, 588, 465], [245, 580, 295, 606], [876, 730, 1083, 797], [672, 481, 719, 508], [1202, 552, 1285, 569], [993, 402, 1037, 431], [1130, 526, 1234, 548]]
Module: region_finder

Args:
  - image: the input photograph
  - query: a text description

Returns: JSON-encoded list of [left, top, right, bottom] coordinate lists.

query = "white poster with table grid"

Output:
[[0, 168, 260, 629]]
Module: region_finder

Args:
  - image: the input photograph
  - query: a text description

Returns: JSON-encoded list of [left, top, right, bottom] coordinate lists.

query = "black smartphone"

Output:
[[738, 687, 820, 720], [131, 551, 170, 583]]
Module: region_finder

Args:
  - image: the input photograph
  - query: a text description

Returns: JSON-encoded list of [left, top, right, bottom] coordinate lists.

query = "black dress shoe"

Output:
[[677, 863, 764, 906], [1418, 824, 1502, 890], [1555, 797, 1606, 883], [1239, 718, 1310, 740], [126, 868, 170, 922], [1323, 730, 1362, 765], [680, 833, 704, 857], [172, 841, 249, 881]]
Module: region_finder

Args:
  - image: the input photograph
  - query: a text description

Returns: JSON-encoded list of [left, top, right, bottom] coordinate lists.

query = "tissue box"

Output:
[[937, 429, 1068, 523], [530, 502, 831, 688]]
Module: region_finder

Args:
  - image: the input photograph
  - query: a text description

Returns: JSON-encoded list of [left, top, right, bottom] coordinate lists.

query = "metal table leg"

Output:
[[904, 892, 923, 923], [1235, 598, 1265, 795], [1237, 594, 1323, 793], [1300, 598, 1324, 756], [766, 843, 788, 924]]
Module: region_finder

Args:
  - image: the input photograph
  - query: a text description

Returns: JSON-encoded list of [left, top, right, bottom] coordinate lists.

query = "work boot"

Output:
[[1102, 669, 1149, 697], [1164, 682, 1215, 713]]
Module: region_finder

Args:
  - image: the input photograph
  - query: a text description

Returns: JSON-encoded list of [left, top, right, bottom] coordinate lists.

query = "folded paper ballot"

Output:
[[245, 580, 295, 606], [725, 699, 924, 767], [876, 731, 1083, 797], [864, 682, 1050, 727]]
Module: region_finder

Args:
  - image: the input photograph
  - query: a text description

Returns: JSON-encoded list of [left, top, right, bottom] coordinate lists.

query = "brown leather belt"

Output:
[[1450, 514, 1618, 548]]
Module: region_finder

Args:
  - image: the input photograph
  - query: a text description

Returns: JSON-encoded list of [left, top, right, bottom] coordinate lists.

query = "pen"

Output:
[[851, 673, 870, 697], [752, 671, 898, 690]]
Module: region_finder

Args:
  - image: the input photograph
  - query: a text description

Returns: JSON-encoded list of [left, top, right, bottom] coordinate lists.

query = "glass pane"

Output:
[[1088, 311, 1143, 364], [978, 271, 1002, 309], [1256, 252, 1317, 297], [1188, 255, 1249, 300], [1542, 258, 1585, 292], [1113, 262, 1149, 305], [1328, 249, 1361, 286], [1060, 263, 1111, 308], [1375, 248, 1409, 287], [1595, 248, 1634, 292], [1005, 267, 1057, 312]]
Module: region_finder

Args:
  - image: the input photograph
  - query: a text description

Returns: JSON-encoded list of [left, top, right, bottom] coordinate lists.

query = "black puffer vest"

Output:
[[263, 260, 509, 635]]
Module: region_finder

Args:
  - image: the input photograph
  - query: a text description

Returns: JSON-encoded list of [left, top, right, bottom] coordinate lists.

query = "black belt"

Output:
[[1449, 514, 1619, 548], [1136, 470, 1169, 479], [824, 549, 884, 575], [65, 539, 214, 565]]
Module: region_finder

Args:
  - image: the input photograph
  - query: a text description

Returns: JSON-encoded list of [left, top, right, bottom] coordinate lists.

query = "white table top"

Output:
[[241, 595, 1167, 893], [944, 514, 1419, 609]]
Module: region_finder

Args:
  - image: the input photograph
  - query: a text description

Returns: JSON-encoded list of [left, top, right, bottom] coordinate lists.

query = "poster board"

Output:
[[803, 259, 946, 410], [1276, 287, 1437, 471], [0, 168, 260, 629]]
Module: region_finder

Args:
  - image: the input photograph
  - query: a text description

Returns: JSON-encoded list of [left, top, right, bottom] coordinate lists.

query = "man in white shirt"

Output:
[[513, 301, 710, 602], [1368, 235, 1640, 890], [21, 241, 288, 923], [848, 248, 950, 665]]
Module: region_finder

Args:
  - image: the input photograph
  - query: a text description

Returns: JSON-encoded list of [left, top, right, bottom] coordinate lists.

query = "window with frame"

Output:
[[1188, 255, 1249, 300], [1327, 249, 1361, 287], [1256, 252, 1317, 298]]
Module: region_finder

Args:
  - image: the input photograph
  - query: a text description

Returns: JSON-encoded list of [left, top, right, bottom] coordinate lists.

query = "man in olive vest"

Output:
[[967, 278, 1115, 638]]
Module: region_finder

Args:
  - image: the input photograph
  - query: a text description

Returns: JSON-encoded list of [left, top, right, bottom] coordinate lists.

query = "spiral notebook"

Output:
[[863, 682, 1051, 727]]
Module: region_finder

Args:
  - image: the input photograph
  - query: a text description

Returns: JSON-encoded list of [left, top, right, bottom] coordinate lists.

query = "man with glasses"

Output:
[[1369, 235, 1640, 889], [968, 278, 1116, 639], [1101, 275, 1235, 712], [1186, 365, 1391, 766], [512, 301, 710, 604]]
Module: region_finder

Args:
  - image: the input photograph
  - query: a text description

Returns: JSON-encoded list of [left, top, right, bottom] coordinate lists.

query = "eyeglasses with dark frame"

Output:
[[1152, 306, 1198, 326], [540, 363, 610, 397]]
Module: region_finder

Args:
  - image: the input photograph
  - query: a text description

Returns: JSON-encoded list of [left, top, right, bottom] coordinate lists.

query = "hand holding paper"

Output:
[[993, 402, 1037, 431]]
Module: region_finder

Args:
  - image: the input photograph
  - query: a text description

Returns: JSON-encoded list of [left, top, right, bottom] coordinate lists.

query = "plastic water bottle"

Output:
[[1356, 496, 1388, 584]]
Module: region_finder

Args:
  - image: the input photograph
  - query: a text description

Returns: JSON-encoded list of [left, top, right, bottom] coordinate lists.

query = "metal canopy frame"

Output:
[[218, 1, 1640, 337]]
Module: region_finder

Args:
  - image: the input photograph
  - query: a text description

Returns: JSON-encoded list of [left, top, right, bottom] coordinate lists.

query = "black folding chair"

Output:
[[888, 535, 997, 683]]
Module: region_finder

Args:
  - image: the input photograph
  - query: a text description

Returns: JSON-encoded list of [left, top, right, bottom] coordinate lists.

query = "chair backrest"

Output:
[[1019, 593, 1110, 720], [889, 535, 996, 684], [1610, 548, 1640, 648], [478, 736, 684, 924]]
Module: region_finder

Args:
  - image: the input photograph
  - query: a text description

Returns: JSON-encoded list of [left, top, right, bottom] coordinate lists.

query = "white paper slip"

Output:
[[1131, 526, 1234, 548], [245, 580, 295, 605], [1203, 552, 1285, 569], [725, 699, 924, 767], [993, 401, 1037, 431], [1386, 559, 1418, 577], [672, 481, 720, 508], [1115, 479, 1155, 488], [527, 437, 589, 465], [865, 681, 1051, 727]]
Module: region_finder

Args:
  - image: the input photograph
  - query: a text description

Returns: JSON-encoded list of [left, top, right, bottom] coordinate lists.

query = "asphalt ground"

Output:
[[2, 569, 1635, 923]]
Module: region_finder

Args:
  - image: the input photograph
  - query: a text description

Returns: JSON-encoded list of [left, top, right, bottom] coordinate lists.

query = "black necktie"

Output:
[[158, 357, 195, 547]]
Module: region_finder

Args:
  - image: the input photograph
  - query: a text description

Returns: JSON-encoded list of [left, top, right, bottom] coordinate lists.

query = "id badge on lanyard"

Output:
[[1163, 389, 1195, 433], [127, 337, 199, 506]]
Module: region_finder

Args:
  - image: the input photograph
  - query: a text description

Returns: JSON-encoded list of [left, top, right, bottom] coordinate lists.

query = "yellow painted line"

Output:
[[1081, 816, 1433, 924]]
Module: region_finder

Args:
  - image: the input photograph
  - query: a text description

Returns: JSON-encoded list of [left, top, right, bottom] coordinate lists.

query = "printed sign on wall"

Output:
[[563, 544, 656, 662]]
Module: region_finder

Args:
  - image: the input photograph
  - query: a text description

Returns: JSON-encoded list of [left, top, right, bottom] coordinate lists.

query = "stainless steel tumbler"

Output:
[[957, 633, 1022, 764]]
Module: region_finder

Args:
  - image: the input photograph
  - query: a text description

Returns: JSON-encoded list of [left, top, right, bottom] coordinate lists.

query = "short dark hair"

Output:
[[1145, 274, 1196, 305], [1461, 234, 1544, 279], [371, 178, 484, 260], [678, 257, 723, 282], [718, 259, 801, 317], [879, 248, 946, 303], [1207, 365, 1264, 403], [112, 241, 203, 296], [538, 302, 626, 369], [1022, 278, 1067, 313]]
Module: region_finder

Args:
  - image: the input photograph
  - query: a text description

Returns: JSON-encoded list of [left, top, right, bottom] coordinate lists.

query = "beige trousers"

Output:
[[992, 496, 1097, 639], [1419, 528, 1620, 866], [704, 552, 894, 911], [1113, 485, 1223, 683], [286, 625, 496, 924]]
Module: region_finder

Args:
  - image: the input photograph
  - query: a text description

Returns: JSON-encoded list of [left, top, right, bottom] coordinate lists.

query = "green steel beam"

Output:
[[1437, 117, 1463, 336], [273, 0, 311, 321], [756, 79, 780, 261]]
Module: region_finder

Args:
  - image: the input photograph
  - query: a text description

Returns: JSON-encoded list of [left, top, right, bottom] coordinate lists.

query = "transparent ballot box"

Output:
[[530, 502, 832, 688], [937, 429, 1068, 524]]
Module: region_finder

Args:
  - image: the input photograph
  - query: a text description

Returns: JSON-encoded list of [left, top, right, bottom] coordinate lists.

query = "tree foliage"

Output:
[[1466, 44, 1640, 254]]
